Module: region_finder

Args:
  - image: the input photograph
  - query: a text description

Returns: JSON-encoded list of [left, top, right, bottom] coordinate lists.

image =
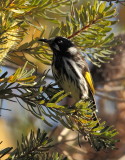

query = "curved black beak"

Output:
[[39, 38, 48, 43], [38, 38, 51, 44]]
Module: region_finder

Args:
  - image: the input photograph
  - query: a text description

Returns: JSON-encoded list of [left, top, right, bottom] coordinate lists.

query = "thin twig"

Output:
[[0, 108, 11, 111], [96, 92, 125, 102], [67, 19, 98, 39], [96, 86, 125, 92], [99, 77, 125, 84], [51, 137, 78, 147]]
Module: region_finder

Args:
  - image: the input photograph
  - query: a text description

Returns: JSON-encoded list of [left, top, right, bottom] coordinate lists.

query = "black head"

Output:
[[39, 36, 75, 54]]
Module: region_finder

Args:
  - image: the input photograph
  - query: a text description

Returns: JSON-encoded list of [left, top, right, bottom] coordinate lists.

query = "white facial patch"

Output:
[[67, 47, 77, 55], [54, 44, 60, 51]]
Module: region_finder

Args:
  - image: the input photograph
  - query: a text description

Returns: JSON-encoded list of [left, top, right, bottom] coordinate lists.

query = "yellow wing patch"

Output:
[[84, 71, 95, 94]]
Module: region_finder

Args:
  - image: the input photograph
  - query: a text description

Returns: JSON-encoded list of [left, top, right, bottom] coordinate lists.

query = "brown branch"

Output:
[[96, 92, 125, 102], [51, 137, 78, 147], [96, 86, 125, 92], [67, 19, 98, 39], [99, 77, 125, 84]]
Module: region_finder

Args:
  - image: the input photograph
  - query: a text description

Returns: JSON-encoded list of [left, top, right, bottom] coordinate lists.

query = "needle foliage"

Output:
[[0, 0, 120, 159], [0, 129, 68, 160]]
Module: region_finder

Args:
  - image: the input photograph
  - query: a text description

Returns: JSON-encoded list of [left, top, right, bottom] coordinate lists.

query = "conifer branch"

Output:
[[0, 0, 120, 155], [0, 129, 68, 160]]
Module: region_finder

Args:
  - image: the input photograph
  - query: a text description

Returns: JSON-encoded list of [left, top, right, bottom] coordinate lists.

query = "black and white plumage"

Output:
[[39, 36, 95, 104]]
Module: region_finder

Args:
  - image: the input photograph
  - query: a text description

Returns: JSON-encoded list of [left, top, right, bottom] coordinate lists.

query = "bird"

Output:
[[39, 36, 98, 122]]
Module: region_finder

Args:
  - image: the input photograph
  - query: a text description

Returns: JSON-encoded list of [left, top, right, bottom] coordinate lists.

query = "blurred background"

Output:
[[0, 0, 125, 160]]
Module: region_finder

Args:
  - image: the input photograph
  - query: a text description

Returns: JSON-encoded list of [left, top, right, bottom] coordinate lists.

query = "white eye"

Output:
[[58, 40, 63, 44]]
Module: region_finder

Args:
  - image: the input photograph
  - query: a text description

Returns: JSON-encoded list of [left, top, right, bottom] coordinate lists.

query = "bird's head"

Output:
[[39, 36, 78, 56]]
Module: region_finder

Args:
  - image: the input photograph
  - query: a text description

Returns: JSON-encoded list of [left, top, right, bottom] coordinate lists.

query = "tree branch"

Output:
[[67, 19, 98, 39], [99, 76, 125, 84], [96, 86, 125, 92], [96, 92, 125, 102]]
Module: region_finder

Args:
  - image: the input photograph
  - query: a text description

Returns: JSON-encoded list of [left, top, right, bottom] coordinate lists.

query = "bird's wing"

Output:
[[75, 54, 95, 95], [83, 71, 95, 94]]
